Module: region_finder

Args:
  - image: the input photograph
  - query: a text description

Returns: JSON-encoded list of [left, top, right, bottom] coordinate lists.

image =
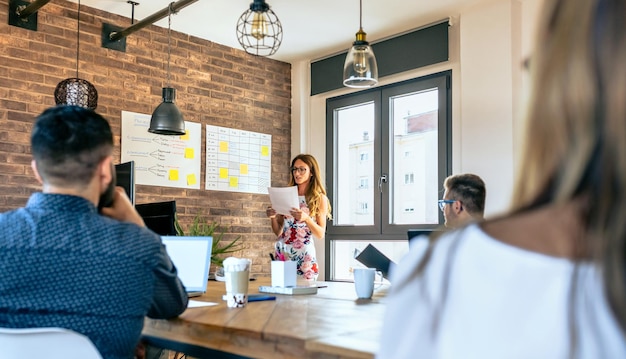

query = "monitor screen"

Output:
[[135, 200, 177, 236], [114, 161, 135, 205]]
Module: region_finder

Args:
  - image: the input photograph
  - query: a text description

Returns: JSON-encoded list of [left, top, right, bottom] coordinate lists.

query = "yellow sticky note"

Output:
[[169, 169, 179, 181], [219, 141, 228, 152], [240, 164, 248, 175], [219, 168, 228, 179], [230, 176, 238, 187], [187, 174, 197, 185], [261, 145, 269, 156], [184, 148, 194, 159], [180, 130, 190, 141]]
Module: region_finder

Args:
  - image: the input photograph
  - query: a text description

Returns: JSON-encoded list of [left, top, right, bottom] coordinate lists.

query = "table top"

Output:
[[142, 277, 389, 359]]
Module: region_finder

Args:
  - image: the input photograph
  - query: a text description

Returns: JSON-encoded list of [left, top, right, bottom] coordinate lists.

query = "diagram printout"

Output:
[[121, 111, 201, 189]]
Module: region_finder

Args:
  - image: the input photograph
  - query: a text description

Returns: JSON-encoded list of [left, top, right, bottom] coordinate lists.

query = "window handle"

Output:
[[378, 174, 388, 193]]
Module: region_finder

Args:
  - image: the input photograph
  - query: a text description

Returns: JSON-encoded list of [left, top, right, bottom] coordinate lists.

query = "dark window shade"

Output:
[[311, 21, 449, 96]]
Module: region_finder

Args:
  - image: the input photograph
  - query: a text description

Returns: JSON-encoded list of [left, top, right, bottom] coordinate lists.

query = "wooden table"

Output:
[[142, 278, 389, 359]]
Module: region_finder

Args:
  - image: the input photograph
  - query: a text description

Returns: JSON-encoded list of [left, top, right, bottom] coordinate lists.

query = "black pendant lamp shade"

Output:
[[148, 4, 186, 136], [149, 87, 185, 135]]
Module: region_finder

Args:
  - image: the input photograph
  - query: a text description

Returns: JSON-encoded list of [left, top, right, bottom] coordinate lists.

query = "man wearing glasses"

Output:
[[438, 173, 486, 228]]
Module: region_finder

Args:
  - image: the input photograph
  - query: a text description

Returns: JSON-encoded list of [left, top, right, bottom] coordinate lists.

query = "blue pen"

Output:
[[248, 294, 276, 302]]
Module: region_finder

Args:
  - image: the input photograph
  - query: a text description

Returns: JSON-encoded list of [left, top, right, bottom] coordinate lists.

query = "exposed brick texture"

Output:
[[0, 0, 292, 277]]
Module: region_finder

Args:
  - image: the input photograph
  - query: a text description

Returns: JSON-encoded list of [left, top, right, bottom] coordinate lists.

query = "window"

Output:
[[359, 177, 369, 189], [325, 71, 452, 280], [404, 173, 414, 185], [357, 202, 369, 213]]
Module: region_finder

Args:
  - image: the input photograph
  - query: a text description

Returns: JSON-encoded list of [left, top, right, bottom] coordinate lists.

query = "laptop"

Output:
[[161, 236, 213, 297]]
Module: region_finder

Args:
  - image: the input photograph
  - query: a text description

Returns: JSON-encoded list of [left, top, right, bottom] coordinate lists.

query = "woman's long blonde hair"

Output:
[[512, 0, 626, 330], [288, 154, 332, 220]]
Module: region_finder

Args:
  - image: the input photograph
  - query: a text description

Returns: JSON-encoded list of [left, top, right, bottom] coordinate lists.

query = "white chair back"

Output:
[[0, 327, 102, 359]]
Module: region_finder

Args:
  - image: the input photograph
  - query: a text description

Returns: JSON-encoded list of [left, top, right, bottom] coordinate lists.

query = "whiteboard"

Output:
[[205, 124, 271, 194], [121, 111, 201, 189]]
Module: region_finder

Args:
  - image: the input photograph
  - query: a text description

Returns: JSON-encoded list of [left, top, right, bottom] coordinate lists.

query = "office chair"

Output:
[[0, 327, 102, 358]]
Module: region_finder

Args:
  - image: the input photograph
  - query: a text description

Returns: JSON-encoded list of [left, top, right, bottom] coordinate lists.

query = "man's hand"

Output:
[[100, 187, 145, 226]]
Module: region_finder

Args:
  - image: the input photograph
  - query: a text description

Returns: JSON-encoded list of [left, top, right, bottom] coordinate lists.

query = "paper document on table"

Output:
[[268, 186, 299, 215], [187, 300, 218, 308]]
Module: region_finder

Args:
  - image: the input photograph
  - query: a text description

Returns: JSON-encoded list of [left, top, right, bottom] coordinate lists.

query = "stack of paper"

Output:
[[258, 285, 318, 295]]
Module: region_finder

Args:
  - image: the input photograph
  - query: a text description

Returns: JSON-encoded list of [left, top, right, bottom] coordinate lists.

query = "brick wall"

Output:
[[0, 0, 292, 277]]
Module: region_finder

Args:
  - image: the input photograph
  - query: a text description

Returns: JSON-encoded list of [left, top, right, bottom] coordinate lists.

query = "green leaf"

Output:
[[174, 214, 242, 266]]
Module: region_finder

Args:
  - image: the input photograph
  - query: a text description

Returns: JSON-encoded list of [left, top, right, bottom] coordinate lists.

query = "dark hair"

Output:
[[444, 173, 486, 216], [31, 105, 113, 187]]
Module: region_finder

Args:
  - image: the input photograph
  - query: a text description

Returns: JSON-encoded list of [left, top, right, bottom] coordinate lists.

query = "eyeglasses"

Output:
[[438, 199, 456, 211], [291, 166, 308, 174]]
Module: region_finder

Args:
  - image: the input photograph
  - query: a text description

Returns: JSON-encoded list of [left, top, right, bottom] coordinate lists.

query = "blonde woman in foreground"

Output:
[[377, 0, 626, 357]]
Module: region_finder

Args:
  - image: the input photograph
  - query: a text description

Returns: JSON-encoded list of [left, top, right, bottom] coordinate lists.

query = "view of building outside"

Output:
[[335, 103, 375, 226], [391, 89, 440, 225]]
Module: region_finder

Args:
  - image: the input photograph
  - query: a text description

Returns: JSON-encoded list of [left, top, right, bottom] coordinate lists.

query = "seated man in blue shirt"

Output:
[[0, 105, 189, 359]]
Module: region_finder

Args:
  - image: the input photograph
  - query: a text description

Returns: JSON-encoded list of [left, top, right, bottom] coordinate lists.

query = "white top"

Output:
[[377, 223, 626, 359]]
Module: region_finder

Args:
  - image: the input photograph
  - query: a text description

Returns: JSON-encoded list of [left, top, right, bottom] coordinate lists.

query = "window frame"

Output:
[[324, 71, 452, 280]]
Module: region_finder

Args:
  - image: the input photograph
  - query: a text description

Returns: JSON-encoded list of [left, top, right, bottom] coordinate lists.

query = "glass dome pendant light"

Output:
[[148, 3, 185, 136], [343, 0, 378, 88], [236, 0, 283, 57], [54, 0, 98, 109]]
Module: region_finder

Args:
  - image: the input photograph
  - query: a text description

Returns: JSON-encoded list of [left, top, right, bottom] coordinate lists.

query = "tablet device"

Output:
[[354, 244, 394, 280]]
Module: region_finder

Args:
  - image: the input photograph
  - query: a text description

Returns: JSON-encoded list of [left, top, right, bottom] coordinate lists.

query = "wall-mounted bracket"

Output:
[[8, 0, 51, 31], [101, 0, 197, 52], [101, 23, 127, 52]]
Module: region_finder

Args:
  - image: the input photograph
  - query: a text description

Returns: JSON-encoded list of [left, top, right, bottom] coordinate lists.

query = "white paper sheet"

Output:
[[187, 300, 218, 308], [268, 186, 299, 215]]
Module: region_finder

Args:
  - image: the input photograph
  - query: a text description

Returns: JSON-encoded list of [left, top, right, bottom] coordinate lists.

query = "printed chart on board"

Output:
[[121, 111, 201, 189], [205, 124, 271, 194]]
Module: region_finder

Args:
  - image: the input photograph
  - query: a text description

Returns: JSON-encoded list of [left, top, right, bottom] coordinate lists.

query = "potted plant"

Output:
[[174, 215, 242, 280]]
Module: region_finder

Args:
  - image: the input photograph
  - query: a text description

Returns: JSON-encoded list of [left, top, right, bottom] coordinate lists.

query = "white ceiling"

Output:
[[74, 0, 485, 63]]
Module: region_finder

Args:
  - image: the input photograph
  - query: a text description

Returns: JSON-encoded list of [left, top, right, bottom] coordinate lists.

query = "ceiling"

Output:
[[74, 0, 485, 64]]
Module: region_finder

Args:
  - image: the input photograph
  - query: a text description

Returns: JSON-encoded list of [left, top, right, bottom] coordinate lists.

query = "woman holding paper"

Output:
[[266, 154, 331, 281]]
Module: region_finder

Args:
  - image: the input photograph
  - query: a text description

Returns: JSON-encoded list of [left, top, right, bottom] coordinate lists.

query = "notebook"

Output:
[[354, 244, 394, 280], [161, 236, 213, 297]]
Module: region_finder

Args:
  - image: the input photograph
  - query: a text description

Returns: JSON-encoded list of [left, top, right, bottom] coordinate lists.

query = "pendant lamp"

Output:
[[54, 0, 98, 109], [149, 3, 185, 136], [236, 0, 283, 57], [343, 0, 378, 88]]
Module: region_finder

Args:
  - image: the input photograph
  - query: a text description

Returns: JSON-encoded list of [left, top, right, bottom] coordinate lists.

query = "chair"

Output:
[[0, 327, 102, 358]]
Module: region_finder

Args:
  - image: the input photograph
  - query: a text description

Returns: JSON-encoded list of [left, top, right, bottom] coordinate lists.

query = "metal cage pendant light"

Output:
[[343, 0, 378, 88], [236, 0, 283, 57], [54, 0, 98, 109], [148, 3, 185, 136]]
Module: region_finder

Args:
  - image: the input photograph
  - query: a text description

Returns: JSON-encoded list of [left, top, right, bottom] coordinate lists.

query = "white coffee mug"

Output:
[[353, 268, 384, 299]]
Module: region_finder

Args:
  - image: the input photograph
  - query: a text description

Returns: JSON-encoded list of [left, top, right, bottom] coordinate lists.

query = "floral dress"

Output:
[[275, 196, 319, 281]]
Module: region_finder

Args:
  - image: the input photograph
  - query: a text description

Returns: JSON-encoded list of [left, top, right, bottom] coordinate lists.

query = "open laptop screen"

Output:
[[161, 236, 213, 294]]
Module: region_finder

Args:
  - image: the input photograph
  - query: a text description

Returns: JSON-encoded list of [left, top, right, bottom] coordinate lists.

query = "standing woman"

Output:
[[266, 154, 331, 281]]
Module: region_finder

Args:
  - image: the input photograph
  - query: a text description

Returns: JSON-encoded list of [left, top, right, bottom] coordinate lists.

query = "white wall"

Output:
[[290, 0, 544, 279]]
